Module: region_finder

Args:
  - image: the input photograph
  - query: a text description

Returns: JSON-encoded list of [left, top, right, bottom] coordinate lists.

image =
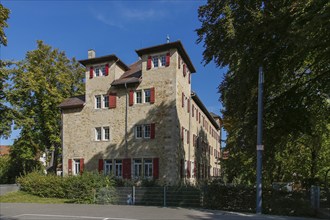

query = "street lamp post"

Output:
[[256, 67, 264, 214]]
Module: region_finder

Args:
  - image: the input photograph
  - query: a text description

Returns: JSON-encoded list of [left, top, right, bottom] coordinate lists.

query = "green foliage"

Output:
[[0, 155, 11, 183], [0, 3, 10, 46], [2, 41, 85, 178], [204, 180, 314, 216], [17, 171, 116, 204], [197, 0, 330, 186], [0, 191, 71, 204]]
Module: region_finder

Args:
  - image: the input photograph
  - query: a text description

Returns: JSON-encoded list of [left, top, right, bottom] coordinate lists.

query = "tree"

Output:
[[197, 0, 330, 186], [3, 41, 85, 177], [0, 3, 10, 46]]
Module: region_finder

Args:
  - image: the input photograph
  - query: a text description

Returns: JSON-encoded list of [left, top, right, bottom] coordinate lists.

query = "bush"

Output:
[[17, 171, 116, 203], [0, 156, 11, 184]]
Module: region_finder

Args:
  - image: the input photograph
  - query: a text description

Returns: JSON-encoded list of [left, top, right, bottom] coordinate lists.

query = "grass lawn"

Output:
[[0, 191, 72, 204]]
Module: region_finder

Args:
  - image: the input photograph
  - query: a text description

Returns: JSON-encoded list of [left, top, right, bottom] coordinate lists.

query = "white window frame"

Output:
[[152, 54, 166, 68], [135, 125, 143, 139], [95, 95, 101, 109], [95, 127, 102, 141], [152, 56, 159, 68], [103, 127, 110, 140], [144, 124, 151, 139], [135, 90, 142, 104], [73, 159, 80, 176], [160, 55, 166, 67], [94, 65, 106, 77], [104, 159, 113, 175], [184, 160, 188, 177], [115, 159, 122, 178], [133, 159, 142, 179], [103, 95, 109, 108], [144, 89, 151, 103], [191, 161, 195, 178], [144, 159, 153, 178]]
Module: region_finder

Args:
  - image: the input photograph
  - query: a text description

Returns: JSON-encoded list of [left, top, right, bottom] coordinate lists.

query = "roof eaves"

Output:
[[191, 92, 220, 130], [79, 55, 129, 71]]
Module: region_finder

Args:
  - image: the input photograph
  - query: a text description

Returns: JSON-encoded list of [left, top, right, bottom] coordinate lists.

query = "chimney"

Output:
[[88, 49, 95, 59]]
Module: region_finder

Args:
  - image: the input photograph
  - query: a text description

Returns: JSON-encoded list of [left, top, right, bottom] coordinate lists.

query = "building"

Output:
[[0, 145, 11, 157], [59, 41, 222, 185]]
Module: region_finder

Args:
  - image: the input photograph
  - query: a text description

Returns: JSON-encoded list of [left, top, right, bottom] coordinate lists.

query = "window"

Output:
[[153, 56, 159, 68], [160, 55, 166, 66], [103, 127, 110, 140], [135, 125, 143, 138], [95, 126, 110, 141], [144, 89, 151, 103], [104, 95, 109, 108], [101, 66, 106, 76], [104, 160, 112, 175], [95, 127, 101, 141], [95, 95, 101, 109], [133, 159, 142, 178], [135, 124, 152, 139], [115, 159, 122, 178], [95, 67, 100, 77], [136, 90, 142, 104], [144, 159, 153, 178], [73, 159, 80, 175], [191, 161, 195, 178], [144, 124, 151, 138]]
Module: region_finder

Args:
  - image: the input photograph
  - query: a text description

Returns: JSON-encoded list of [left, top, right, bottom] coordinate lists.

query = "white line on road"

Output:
[[13, 214, 138, 220]]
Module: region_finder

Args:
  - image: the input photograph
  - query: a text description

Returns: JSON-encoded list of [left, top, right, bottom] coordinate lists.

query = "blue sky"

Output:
[[1, 0, 226, 145]]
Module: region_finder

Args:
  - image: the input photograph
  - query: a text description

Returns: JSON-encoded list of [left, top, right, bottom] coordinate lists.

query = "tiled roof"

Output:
[[191, 92, 220, 130], [135, 41, 196, 73], [111, 60, 142, 86], [58, 95, 85, 109], [210, 112, 221, 119], [0, 145, 11, 156]]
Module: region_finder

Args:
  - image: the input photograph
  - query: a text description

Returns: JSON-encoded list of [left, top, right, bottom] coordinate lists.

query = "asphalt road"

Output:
[[0, 203, 320, 220]]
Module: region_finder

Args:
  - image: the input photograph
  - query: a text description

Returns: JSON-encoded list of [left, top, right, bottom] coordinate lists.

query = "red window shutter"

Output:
[[188, 72, 191, 84], [194, 160, 197, 177], [98, 159, 104, 173], [192, 105, 194, 117], [199, 113, 201, 123], [68, 159, 72, 175], [150, 87, 155, 104], [165, 52, 170, 67], [129, 90, 134, 106], [183, 64, 186, 77], [151, 123, 155, 139], [187, 130, 189, 144], [105, 64, 109, 76], [153, 158, 159, 179], [123, 158, 131, 179], [196, 109, 198, 121], [109, 93, 117, 109], [147, 56, 152, 70], [193, 134, 196, 147], [80, 158, 84, 174], [89, 66, 94, 79], [187, 161, 191, 178], [181, 126, 184, 142], [182, 93, 184, 108], [178, 56, 181, 69], [187, 99, 190, 113]]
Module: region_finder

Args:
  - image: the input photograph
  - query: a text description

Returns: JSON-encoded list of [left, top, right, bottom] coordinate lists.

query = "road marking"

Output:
[[13, 214, 138, 220]]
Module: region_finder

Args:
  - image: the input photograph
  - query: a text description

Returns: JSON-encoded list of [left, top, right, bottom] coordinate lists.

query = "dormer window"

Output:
[[147, 53, 170, 70]]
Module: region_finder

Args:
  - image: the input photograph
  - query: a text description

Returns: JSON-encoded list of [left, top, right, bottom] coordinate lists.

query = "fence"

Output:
[[109, 186, 201, 207]]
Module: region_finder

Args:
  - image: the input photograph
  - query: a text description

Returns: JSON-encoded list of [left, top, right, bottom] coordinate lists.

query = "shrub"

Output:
[[17, 171, 116, 203], [0, 155, 11, 184]]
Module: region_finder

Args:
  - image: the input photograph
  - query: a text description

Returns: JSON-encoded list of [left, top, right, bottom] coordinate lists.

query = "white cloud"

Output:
[[95, 13, 126, 30]]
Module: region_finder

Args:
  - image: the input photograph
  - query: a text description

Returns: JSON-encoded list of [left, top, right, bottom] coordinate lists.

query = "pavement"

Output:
[[0, 185, 19, 196], [0, 203, 321, 220]]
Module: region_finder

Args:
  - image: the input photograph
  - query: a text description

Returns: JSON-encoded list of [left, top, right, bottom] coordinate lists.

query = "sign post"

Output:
[[256, 67, 264, 214]]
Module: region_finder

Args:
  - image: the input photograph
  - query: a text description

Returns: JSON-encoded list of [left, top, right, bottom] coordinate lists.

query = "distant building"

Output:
[[59, 41, 222, 185], [0, 145, 11, 156]]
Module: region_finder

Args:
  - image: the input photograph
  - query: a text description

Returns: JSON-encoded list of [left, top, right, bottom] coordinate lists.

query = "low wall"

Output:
[[0, 184, 19, 195]]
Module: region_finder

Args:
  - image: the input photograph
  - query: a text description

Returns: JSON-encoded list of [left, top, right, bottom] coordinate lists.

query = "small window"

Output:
[[95, 67, 100, 77], [95, 127, 102, 141], [104, 160, 113, 175], [153, 56, 159, 68], [135, 125, 143, 138], [101, 65, 106, 76], [144, 89, 151, 103], [104, 95, 109, 108], [103, 127, 110, 140], [133, 159, 142, 178], [160, 55, 166, 66], [144, 159, 153, 178], [74, 159, 80, 175], [115, 159, 122, 178], [136, 90, 142, 104], [144, 124, 151, 138], [95, 95, 101, 109]]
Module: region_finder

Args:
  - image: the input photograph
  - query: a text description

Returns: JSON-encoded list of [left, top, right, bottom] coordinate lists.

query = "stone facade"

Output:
[[60, 41, 221, 185]]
